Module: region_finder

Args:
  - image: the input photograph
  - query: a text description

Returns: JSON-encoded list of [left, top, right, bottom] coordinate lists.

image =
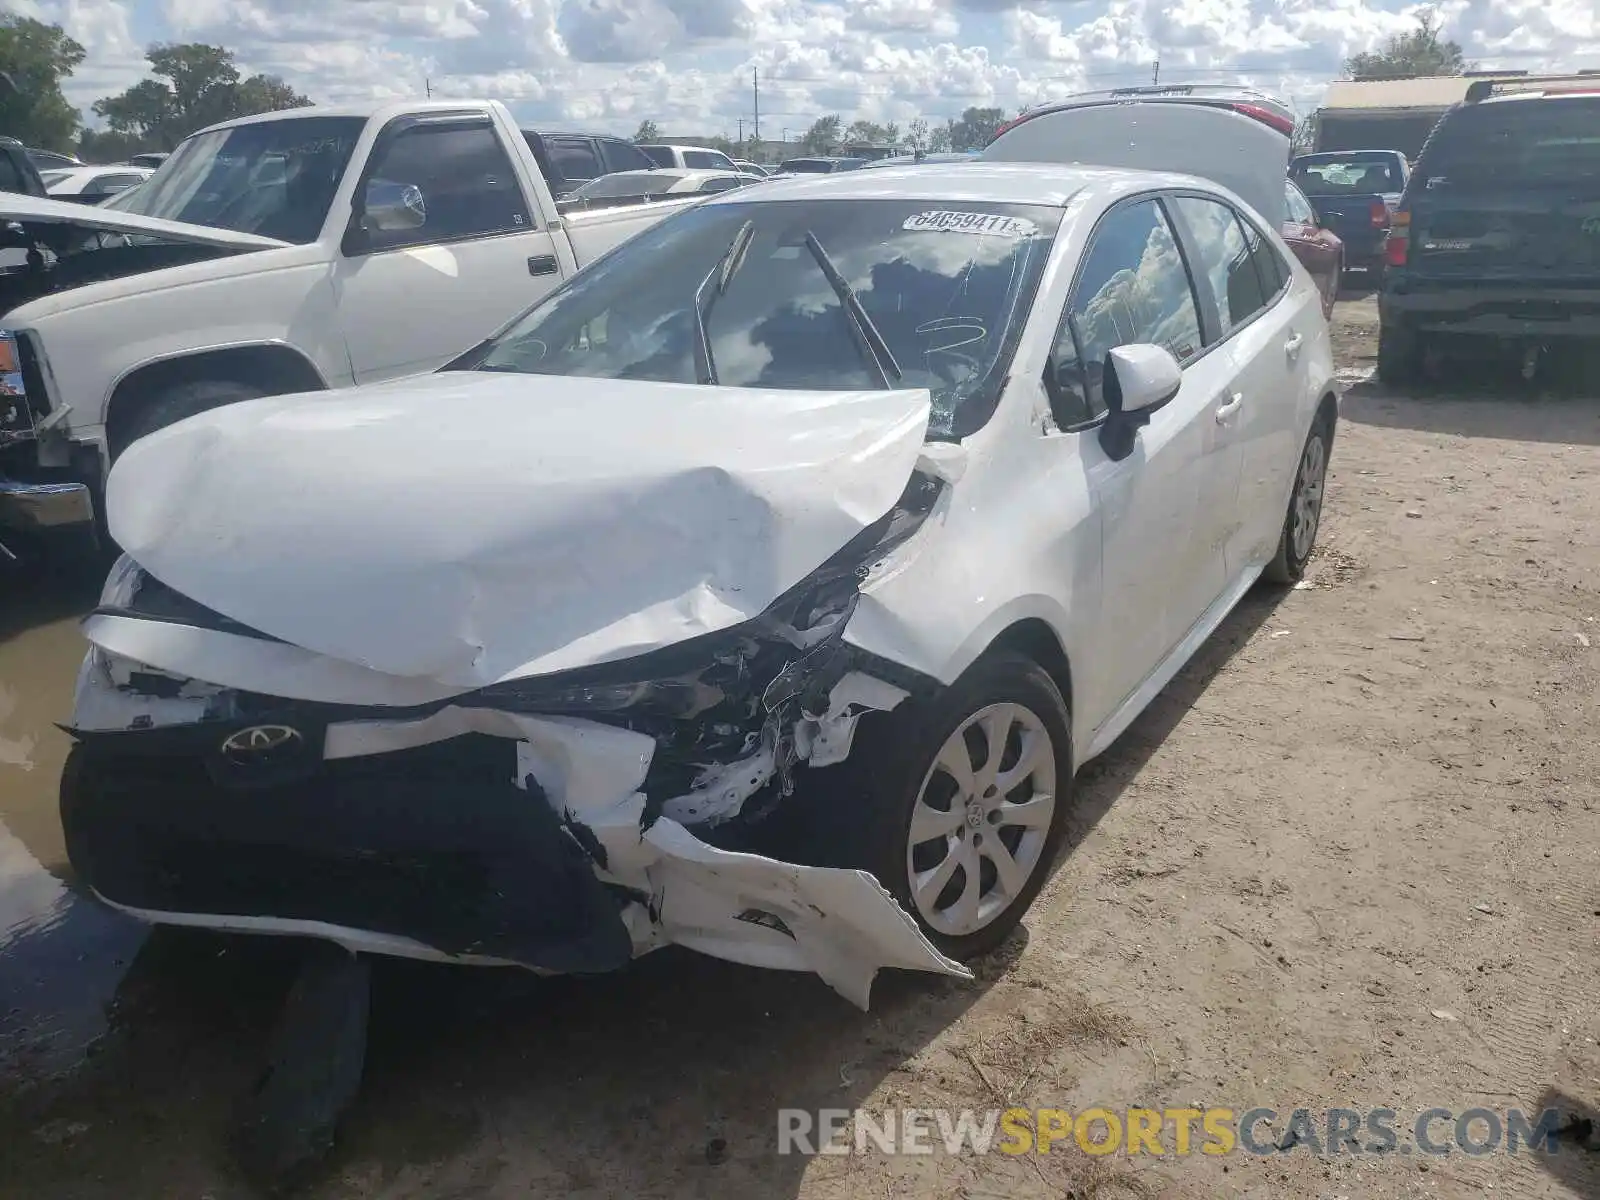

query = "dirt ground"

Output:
[[1, 292, 1598, 1199]]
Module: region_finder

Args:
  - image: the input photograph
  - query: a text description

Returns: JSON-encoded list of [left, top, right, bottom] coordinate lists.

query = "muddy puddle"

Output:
[[0, 578, 148, 1087]]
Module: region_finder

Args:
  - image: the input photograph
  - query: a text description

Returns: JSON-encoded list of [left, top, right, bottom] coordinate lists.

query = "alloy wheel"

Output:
[[1291, 432, 1327, 562], [905, 702, 1058, 937]]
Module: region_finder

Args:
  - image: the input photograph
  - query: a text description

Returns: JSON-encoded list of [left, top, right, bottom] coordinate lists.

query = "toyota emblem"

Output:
[[220, 724, 303, 760]]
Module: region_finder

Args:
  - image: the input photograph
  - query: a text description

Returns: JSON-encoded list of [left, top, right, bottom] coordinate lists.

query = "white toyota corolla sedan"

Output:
[[64, 106, 1337, 1014]]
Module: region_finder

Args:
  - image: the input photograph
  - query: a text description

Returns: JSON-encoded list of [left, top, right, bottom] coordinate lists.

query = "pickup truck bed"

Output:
[[1289, 150, 1408, 271]]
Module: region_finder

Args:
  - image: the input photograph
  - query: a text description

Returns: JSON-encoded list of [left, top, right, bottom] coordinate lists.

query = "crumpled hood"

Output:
[[108, 372, 932, 689]]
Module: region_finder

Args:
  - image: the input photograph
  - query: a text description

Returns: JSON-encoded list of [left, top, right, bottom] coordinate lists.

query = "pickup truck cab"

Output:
[[1288, 149, 1408, 273], [638, 143, 740, 172], [0, 99, 695, 555]]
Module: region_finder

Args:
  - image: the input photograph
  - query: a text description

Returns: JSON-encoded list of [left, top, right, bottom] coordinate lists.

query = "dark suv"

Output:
[[1378, 81, 1600, 383]]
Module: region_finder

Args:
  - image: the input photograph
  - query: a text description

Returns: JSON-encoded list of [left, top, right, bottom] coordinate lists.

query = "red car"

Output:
[[1282, 179, 1343, 318]]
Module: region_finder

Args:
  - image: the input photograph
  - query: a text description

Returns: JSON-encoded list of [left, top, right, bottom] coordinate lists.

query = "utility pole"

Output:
[[753, 67, 760, 145], [737, 117, 744, 143], [1151, 59, 1159, 85], [426, 77, 432, 98]]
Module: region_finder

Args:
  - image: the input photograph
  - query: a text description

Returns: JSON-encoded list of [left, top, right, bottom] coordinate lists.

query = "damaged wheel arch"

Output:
[[751, 648, 1075, 960]]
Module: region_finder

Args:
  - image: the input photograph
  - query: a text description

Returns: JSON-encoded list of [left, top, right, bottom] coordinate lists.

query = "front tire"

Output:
[[1262, 413, 1332, 585], [112, 378, 267, 461], [796, 652, 1075, 960]]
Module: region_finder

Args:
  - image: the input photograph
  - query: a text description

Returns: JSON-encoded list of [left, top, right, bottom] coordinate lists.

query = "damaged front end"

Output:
[[63, 470, 969, 1008]]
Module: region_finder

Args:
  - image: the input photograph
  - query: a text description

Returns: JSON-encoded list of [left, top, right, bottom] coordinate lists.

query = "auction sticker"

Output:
[[903, 210, 1038, 238]]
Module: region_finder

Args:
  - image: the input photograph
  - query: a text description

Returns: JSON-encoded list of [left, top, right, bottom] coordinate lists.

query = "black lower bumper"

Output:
[[60, 733, 635, 973], [1382, 286, 1600, 339]]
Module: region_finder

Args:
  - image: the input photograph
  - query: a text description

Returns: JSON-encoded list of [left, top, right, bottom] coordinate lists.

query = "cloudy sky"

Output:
[[17, 0, 1600, 138]]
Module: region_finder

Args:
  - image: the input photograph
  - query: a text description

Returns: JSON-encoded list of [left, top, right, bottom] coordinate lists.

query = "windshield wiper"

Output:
[[803, 230, 903, 388], [692, 219, 756, 384]]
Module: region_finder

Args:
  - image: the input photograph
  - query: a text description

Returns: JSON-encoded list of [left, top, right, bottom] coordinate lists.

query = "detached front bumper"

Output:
[[64, 646, 969, 1010]]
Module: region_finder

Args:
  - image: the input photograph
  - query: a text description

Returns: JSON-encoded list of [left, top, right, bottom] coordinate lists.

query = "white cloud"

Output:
[[24, 0, 1600, 137]]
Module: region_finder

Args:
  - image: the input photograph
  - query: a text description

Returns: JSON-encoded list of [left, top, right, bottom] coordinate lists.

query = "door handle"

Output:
[[1215, 392, 1244, 423], [1284, 331, 1305, 359], [527, 254, 559, 277]]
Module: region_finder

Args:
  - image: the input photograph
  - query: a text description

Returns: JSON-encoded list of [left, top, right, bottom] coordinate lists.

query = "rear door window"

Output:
[[1241, 214, 1287, 296], [547, 137, 602, 184], [1171, 196, 1271, 338], [1047, 198, 1203, 427], [639, 146, 675, 168], [601, 140, 655, 174]]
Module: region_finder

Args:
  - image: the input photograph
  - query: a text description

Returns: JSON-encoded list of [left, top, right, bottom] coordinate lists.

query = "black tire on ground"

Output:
[[781, 651, 1075, 961], [1262, 411, 1334, 586], [111, 378, 267, 462], [232, 942, 371, 1184], [1376, 320, 1423, 386]]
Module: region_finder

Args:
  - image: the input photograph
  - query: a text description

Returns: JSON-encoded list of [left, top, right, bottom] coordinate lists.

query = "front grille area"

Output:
[[61, 733, 634, 973]]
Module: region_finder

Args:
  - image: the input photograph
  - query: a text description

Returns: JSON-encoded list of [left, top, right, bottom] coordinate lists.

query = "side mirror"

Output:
[[1098, 343, 1181, 462], [360, 179, 427, 234]]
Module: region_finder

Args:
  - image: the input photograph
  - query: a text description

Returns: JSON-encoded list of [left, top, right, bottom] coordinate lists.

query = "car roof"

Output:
[[713, 160, 1210, 208]]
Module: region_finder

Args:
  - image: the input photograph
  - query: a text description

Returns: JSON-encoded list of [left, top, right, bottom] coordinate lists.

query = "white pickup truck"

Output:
[[0, 99, 694, 555]]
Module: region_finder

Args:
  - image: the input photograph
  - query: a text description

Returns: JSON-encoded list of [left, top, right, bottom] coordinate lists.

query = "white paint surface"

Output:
[[107, 373, 932, 689]]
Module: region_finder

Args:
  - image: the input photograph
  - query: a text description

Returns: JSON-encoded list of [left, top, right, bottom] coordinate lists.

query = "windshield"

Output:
[[111, 116, 366, 243], [1419, 96, 1600, 189], [1290, 155, 1402, 195], [572, 172, 685, 199], [472, 198, 1059, 439]]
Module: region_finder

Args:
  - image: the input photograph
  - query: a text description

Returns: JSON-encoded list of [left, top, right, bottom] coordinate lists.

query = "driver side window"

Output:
[[1045, 198, 1203, 429], [360, 123, 531, 253]]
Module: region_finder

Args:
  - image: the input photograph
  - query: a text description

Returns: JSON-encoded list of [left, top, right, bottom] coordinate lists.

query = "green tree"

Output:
[[1345, 10, 1467, 80], [927, 122, 954, 153], [800, 114, 840, 155], [946, 106, 1005, 152], [78, 127, 157, 163], [632, 119, 659, 143], [906, 117, 929, 151], [93, 43, 310, 150], [0, 15, 85, 151]]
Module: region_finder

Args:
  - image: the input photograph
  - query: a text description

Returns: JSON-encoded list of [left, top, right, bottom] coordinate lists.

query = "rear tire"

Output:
[[112, 378, 266, 461], [1376, 320, 1422, 386], [1262, 412, 1333, 585]]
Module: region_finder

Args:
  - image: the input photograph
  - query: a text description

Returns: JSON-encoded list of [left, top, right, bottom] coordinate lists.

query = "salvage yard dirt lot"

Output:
[[2, 293, 1599, 1199]]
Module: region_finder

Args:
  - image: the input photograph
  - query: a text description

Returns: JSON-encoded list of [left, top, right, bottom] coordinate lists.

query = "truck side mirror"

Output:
[[361, 179, 427, 234]]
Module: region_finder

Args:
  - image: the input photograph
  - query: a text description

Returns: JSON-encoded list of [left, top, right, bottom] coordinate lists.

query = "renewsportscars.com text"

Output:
[[777, 1106, 1568, 1158]]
